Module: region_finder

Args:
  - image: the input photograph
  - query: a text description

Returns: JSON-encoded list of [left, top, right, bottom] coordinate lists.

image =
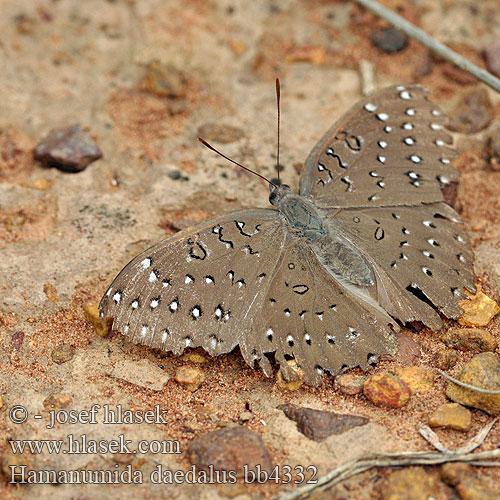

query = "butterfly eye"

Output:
[[269, 189, 279, 205]]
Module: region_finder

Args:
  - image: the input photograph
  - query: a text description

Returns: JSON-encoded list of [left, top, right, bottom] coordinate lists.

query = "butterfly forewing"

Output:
[[299, 85, 458, 208], [99, 209, 287, 356]]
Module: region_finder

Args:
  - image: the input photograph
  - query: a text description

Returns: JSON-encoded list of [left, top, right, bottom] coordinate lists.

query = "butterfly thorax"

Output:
[[270, 186, 373, 287]]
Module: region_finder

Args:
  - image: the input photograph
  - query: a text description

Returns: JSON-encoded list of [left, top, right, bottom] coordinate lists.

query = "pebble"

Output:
[[380, 467, 439, 500], [442, 462, 498, 499], [34, 124, 102, 172], [445, 352, 500, 416], [43, 393, 73, 410], [483, 41, 500, 78], [142, 60, 185, 97], [1, 449, 28, 482], [285, 45, 326, 64], [363, 372, 412, 408], [51, 343, 75, 364], [186, 426, 272, 478], [434, 349, 459, 370], [441, 328, 498, 353], [428, 403, 471, 432], [181, 352, 208, 364], [278, 404, 368, 442], [447, 88, 493, 134], [111, 359, 169, 391], [43, 281, 60, 302], [11, 331, 25, 350], [458, 286, 500, 327], [371, 28, 408, 53], [395, 366, 435, 394], [197, 122, 245, 144], [456, 476, 499, 500], [441, 462, 471, 486], [83, 302, 113, 337], [486, 133, 500, 171], [228, 39, 248, 56], [394, 330, 422, 365], [277, 359, 304, 391], [174, 365, 205, 392], [335, 373, 366, 395]]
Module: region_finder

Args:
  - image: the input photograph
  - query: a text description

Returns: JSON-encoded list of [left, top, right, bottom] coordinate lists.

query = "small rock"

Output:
[[363, 372, 411, 408], [371, 28, 408, 53], [441, 462, 472, 486], [381, 467, 439, 500], [181, 352, 208, 364], [239, 411, 252, 422], [20, 178, 55, 191], [411, 51, 433, 79], [428, 403, 471, 432], [1, 449, 28, 482], [11, 331, 25, 350], [447, 88, 494, 134], [434, 349, 459, 370], [395, 366, 435, 394], [445, 352, 500, 415], [0, 395, 3, 410], [278, 404, 368, 442], [111, 358, 169, 391], [458, 286, 500, 327], [43, 393, 72, 410], [43, 282, 60, 302], [441, 328, 498, 353], [395, 330, 422, 365], [187, 426, 272, 478], [34, 124, 102, 172], [167, 169, 183, 180], [83, 302, 113, 337], [277, 359, 304, 391], [142, 60, 185, 97], [483, 41, 500, 78], [197, 123, 245, 144], [456, 476, 499, 500], [228, 39, 247, 56], [174, 365, 205, 392], [335, 373, 366, 395], [51, 343, 75, 364], [285, 45, 326, 64], [487, 133, 500, 170]]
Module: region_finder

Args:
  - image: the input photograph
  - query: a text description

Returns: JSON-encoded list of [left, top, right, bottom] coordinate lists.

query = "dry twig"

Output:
[[354, 0, 500, 93]]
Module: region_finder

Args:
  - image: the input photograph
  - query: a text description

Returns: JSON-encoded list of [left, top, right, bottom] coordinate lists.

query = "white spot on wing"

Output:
[[141, 258, 151, 270]]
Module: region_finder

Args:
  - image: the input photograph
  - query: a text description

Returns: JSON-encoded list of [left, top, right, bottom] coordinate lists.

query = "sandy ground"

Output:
[[1, 0, 500, 499]]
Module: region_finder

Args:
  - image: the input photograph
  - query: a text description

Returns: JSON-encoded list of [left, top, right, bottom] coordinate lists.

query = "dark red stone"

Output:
[[34, 124, 102, 172], [278, 404, 369, 442]]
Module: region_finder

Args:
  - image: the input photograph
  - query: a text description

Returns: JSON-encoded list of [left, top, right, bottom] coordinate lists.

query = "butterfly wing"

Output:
[[326, 203, 475, 329], [99, 209, 288, 361], [248, 238, 398, 386], [299, 85, 458, 208]]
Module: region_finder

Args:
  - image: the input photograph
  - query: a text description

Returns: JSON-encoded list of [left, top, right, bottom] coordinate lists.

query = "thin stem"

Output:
[[354, 0, 500, 93]]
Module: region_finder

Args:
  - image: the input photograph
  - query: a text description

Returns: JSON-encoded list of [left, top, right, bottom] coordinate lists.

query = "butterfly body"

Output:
[[99, 84, 475, 386]]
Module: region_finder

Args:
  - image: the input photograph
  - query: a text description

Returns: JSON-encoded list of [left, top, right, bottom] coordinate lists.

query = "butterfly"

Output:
[[99, 84, 475, 386]]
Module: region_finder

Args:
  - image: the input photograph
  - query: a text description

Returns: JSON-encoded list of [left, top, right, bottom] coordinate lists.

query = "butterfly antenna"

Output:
[[276, 78, 281, 185], [198, 138, 277, 188]]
